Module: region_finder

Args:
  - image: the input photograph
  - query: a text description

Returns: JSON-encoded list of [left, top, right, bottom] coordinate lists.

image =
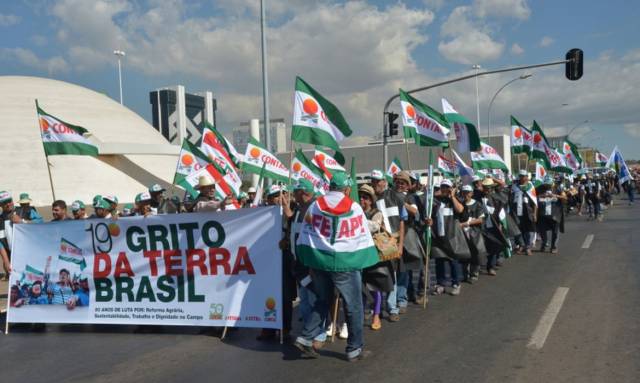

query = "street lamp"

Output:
[[567, 120, 589, 140], [487, 73, 532, 138], [113, 50, 126, 105], [472, 64, 481, 131]]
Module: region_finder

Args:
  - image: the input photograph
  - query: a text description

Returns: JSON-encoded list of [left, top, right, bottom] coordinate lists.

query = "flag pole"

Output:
[[423, 149, 435, 308], [405, 140, 413, 171], [35, 100, 57, 201]]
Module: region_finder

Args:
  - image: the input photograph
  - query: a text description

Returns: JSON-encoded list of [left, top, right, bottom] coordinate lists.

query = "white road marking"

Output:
[[527, 287, 570, 350], [581, 234, 594, 249]]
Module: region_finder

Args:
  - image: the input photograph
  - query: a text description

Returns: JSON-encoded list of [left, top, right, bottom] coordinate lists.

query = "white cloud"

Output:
[[473, 0, 531, 20], [539, 36, 554, 47], [1, 48, 69, 74], [511, 43, 524, 55], [43, 0, 434, 129], [0, 13, 20, 27], [623, 123, 640, 138], [423, 0, 446, 10], [439, 6, 504, 64]]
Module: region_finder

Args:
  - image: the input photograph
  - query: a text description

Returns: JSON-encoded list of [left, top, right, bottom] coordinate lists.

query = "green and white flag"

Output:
[[561, 141, 581, 172], [312, 148, 345, 180], [437, 155, 456, 177], [530, 121, 551, 168], [59, 238, 86, 270], [241, 137, 289, 183], [400, 89, 450, 147], [386, 157, 403, 183], [173, 139, 211, 185], [37, 101, 98, 156], [442, 98, 481, 153], [296, 192, 378, 272], [471, 141, 509, 172], [21, 264, 45, 285], [533, 160, 547, 187], [510, 116, 532, 155], [292, 77, 352, 155], [291, 150, 328, 195], [548, 146, 573, 174], [204, 123, 243, 167], [595, 151, 608, 166]]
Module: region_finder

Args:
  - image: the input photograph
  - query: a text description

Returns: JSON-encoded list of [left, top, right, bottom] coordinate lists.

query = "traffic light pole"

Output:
[[381, 57, 573, 169]]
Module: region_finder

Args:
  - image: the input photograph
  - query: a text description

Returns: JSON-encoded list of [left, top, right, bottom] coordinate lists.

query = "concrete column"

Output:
[[204, 91, 214, 126], [174, 85, 186, 145]]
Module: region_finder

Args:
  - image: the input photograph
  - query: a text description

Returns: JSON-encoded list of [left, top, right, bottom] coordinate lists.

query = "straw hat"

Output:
[[195, 175, 215, 189], [358, 184, 376, 200]]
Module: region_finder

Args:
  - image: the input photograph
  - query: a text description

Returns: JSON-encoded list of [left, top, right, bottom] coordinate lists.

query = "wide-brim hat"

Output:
[[394, 171, 411, 185], [18, 192, 32, 204], [195, 175, 215, 189], [482, 178, 496, 187], [358, 184, 376, 200]]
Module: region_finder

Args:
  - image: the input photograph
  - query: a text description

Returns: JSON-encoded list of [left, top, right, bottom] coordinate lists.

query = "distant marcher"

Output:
[[14, 193, 43, 223], [71, 200, 88, 220], [51, 200, 69, 222]]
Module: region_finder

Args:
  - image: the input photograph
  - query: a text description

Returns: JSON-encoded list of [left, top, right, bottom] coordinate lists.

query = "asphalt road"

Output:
[[1, 197, 638, 383]]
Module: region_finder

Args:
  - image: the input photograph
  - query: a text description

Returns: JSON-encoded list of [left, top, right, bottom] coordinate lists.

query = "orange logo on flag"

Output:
[[40, 117, 49, 132], [181, 154, 194, 166], [250, 147, 261, 159], [406, 105, 416, 119], [540, 168, 546, 176], [514, 127, 522, 139], [292, 163, 302, 172], [533, 133, 542, 144], [303, 99, 319, 115]]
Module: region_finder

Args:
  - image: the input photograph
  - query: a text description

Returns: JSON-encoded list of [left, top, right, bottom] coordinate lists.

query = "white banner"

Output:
[[7, 208, 282, 329]]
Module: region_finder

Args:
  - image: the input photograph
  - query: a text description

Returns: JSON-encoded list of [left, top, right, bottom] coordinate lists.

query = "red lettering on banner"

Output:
[[114, 252, 134, 277], [232, 247, 255, 274], [186, 249, 207, 276], [312, 214, 323, 231], [143, 250, 161, 276], [349, 216, 362, 237], [163, 249, 182, 276], [208, 248, 231, 275], [94, 253, 111, 278]]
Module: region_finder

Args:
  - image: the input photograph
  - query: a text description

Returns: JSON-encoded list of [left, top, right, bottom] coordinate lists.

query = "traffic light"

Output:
[[566, 48, 583, 81], [387, 112, 399, 137]]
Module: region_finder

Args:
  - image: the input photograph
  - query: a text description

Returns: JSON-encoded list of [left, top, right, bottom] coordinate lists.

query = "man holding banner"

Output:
[[294, 173, 378, 362]]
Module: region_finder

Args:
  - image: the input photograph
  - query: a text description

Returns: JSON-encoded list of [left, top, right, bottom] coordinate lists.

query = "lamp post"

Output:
[[472, 64, 481, 132], [113, 50, 126, 105], [567, 120, 590, 140], [487, 73, 532, 137]]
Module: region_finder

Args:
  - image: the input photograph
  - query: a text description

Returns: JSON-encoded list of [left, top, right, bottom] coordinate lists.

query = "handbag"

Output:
[[372, 229, 401, 262]]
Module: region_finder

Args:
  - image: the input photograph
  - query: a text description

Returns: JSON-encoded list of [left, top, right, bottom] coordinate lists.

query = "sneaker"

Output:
[[348, 350, 372, 362], [338, 323, 348, 339], [550, 248, 558, 254], [450, 284, 461, 296], [487, 269, 497, 276], [432, 285, 445, 295], [526, 249, 532, 256], [294, 340, 319, 358], [326, 323, 335, 337]]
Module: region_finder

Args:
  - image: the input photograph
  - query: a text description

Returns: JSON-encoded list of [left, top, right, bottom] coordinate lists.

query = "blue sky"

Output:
[[1, 0, 639, 158]]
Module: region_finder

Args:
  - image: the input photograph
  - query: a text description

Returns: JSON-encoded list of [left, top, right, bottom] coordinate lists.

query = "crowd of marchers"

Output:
[[0, 167, 636, 362]]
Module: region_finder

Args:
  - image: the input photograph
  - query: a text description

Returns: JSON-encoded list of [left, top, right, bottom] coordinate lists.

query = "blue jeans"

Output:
[[520, 231, 535, 249], [386, 272, 399, 315], [396, 271, 409, 308], [298, 286, 327, 342], [435, 259, 462, 286], [297, 270, 364, 358]]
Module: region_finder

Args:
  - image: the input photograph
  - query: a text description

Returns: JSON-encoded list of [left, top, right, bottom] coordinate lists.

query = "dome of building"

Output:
[[0, 76, 179, 207]]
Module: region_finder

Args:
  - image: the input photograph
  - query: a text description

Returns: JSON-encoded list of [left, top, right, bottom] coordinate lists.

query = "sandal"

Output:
[[431, 285, 445, 295]]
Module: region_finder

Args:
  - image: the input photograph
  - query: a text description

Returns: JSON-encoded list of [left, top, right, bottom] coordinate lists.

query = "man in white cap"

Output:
[[149, 184, 179, 214], [460, 184, 486, 282], [510, 170, 537, 256], [70, 200, 88, 220], [430, 178, 468, 296], [247, 187, 257, 203]]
